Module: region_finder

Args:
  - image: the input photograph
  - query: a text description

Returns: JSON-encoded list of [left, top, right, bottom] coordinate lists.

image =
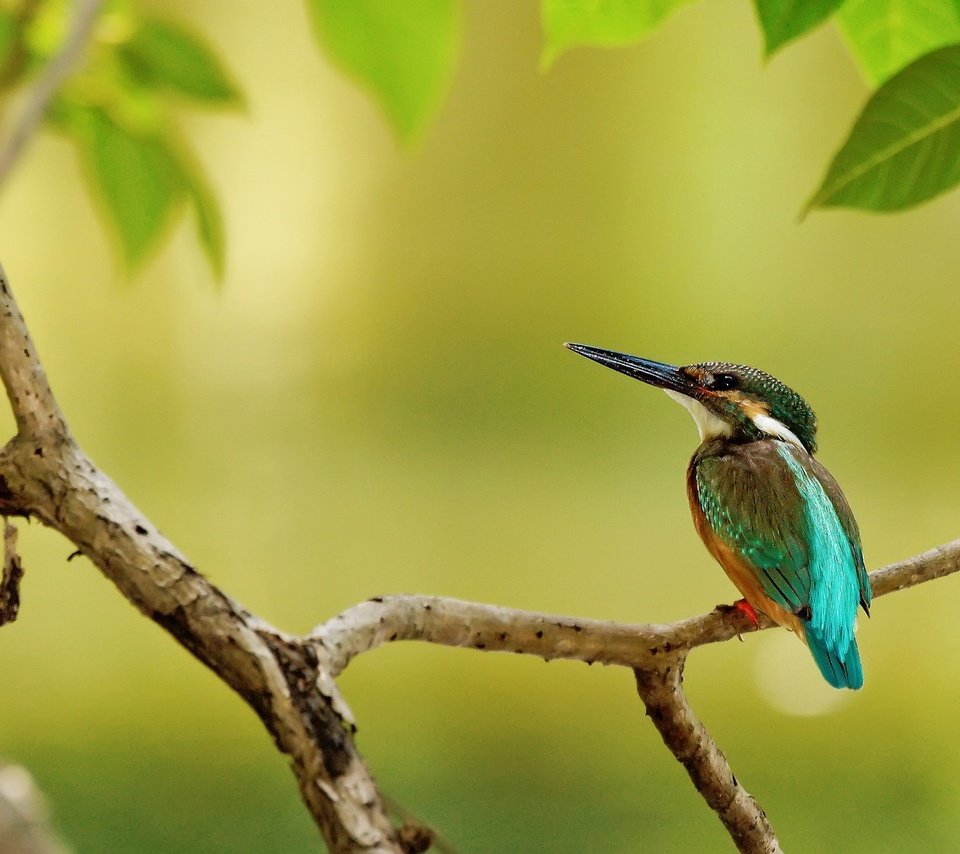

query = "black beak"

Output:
[[564, 343, 699, 397]]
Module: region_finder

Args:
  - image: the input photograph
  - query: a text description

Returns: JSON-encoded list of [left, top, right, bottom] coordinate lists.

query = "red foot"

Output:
[[732, 598, 760, 629]]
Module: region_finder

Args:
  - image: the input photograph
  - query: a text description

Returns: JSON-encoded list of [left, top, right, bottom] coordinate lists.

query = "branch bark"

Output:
[[634, 657, 781, 854], [1, 258, 958, 852], [0, 520, 24, 625], [310, 536, 960, 673]]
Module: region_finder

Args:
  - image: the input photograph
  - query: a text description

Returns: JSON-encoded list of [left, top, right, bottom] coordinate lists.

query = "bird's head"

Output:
[[565, 343, 817, 453]]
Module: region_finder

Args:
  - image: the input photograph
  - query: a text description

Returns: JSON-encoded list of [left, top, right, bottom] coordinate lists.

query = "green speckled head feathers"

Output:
[[683, 362, 818, 453]]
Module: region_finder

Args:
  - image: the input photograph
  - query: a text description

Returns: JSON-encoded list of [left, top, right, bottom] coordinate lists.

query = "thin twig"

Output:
[[0, 0, 103, 188]]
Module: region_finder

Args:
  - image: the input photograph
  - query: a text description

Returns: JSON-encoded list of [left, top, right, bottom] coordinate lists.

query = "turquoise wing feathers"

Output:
[[806, 454, 872, 614], [777, 445, 864, 688], [694, 441, 867, 689]]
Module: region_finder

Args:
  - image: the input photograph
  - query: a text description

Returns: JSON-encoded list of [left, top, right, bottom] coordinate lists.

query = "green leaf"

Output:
[[307, 0, 460, 141], [68, 106, 186, 267], [752, 0, 844, 56], [118, 18, 240, 104], [540, 0, 695, 68], [184, 164, 226, 281], [806, 45, 960, 213], [837, 0, 960, 86]]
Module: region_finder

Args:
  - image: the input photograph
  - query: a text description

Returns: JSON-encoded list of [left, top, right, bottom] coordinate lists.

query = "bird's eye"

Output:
[[708, 373, 738, 391]]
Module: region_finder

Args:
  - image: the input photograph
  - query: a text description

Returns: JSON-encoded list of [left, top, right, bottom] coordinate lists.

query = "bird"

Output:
[[565, 343, 871, 690]]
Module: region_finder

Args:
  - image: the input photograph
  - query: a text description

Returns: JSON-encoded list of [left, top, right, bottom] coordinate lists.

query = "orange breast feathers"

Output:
[[685, 467, 805, 639]]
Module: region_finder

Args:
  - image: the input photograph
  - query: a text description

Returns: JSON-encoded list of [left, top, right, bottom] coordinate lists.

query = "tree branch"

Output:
[[0, 0, 103, 189], [310, 538, 960, 674], [0, 267, 67, 439], [634, 658, 782, 854]]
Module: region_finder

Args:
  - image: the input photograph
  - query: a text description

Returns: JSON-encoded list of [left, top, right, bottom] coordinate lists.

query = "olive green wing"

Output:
[[694, 443, 812, 614]]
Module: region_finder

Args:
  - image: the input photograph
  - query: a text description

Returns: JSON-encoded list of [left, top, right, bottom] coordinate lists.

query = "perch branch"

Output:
[[310, 538, 960, 673], [0, 0, 103, 188]]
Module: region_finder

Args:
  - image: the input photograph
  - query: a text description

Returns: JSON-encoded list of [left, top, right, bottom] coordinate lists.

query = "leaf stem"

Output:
[[0, 0, 103, 189]]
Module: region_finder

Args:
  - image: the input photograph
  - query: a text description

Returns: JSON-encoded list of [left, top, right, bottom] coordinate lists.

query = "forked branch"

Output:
[[307, 547, 959, 852]]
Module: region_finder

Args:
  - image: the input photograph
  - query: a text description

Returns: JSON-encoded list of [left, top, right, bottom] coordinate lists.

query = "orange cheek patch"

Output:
[[733, 396, 769, 418]]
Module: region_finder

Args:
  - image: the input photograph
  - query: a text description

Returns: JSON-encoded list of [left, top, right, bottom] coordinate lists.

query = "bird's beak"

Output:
[[564, 343, 699, 397]]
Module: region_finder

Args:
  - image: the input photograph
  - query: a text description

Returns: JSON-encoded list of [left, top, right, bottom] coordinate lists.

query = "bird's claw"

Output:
[[717, 598, 760, 635]]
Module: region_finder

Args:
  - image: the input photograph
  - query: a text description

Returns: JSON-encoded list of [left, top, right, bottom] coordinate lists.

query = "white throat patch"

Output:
[[664, 390, 806, 449], [664, 390, 733, 441]]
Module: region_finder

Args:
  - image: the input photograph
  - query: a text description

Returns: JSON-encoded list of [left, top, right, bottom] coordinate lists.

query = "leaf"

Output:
[[837, 0, 960, 86], [752, 0, 844, 57], [540, 0, 695, 68], [118, 17, 241, 104], [806, 46, 960, 213], [68, 106, 187, 267], [183, 162, 226, 281], [307, 0, 460, 141]]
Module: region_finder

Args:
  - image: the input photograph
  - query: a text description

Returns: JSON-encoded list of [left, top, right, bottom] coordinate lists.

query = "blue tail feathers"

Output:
[[806, 624, 863, 690]]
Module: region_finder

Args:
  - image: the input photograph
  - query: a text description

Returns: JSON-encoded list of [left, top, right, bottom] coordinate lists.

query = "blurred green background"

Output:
[[1, 0, 959, 851]]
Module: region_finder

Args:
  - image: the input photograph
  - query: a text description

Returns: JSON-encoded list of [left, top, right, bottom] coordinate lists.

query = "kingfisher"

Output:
[[566, 343, 871, 690]]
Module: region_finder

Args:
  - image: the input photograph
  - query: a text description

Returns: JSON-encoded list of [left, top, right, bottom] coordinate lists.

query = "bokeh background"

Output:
[[1, 0, 959, 850]]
